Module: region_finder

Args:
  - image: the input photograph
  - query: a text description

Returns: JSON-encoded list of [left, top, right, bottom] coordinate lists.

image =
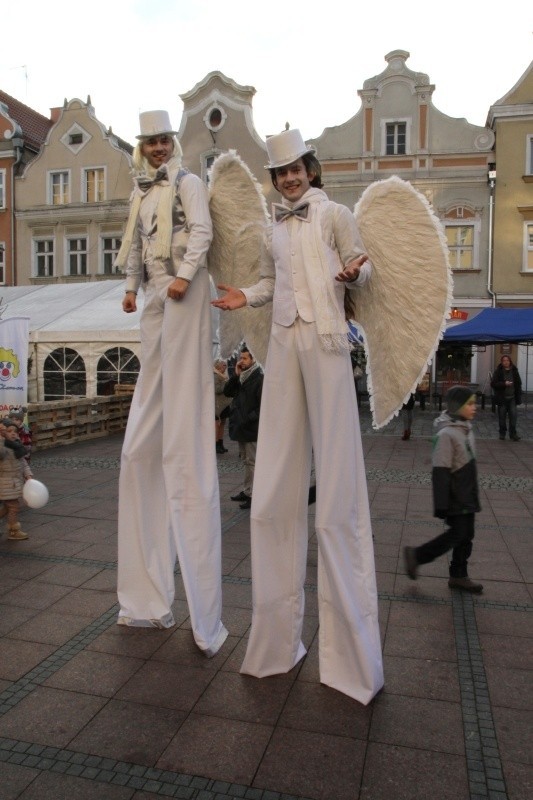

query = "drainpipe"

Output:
[[10, 137, 24, 286], [487, 164, 496, 308]]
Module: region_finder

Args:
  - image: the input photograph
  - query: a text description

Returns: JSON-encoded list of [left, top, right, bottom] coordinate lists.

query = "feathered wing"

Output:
[[208, 151, 271, 366], [353, 176, 453, 429]]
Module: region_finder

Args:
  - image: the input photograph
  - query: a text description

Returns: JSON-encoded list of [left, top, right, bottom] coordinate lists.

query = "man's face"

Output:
[[239, 351, 254, 371], [140, 134, 174, 169], [274, 158, 312, 203]]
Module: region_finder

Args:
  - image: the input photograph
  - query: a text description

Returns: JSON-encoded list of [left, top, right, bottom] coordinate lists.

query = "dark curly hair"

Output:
[[270, 152, 323, 190]]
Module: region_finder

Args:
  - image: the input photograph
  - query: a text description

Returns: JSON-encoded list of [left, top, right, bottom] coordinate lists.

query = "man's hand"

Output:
[[167, 277, 190, 301], [122, 292, 137, 313], [335, 254, 368, 283], [211, 284, 247, 311]]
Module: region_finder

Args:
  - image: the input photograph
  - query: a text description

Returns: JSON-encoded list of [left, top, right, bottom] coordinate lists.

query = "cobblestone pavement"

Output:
[[0, 405, 531, 800]]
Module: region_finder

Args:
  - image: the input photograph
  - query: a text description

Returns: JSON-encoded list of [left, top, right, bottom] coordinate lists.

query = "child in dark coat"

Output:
[[404, 385, 483, 593]]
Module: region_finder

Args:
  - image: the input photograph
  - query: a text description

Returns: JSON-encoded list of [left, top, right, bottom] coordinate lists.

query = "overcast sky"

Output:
[[1, 1, 531, 146]]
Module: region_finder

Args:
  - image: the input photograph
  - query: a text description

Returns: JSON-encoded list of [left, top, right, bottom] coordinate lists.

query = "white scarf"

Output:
[[114, 155, 183, 270], [239, 361, 260, 384]]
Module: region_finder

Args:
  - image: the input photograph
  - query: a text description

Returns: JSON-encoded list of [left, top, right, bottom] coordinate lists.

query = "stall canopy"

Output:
[[443, 308, 533, 344]]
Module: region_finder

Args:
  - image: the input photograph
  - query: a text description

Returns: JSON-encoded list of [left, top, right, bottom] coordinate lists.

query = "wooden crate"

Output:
[[27, 395, 133, 451]]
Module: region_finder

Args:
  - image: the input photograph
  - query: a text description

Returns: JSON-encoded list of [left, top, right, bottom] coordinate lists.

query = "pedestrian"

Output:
[[0, 419, 33, 540], [212, 128, 383, 703], [113, 110, 228, 657], [214, 359, 230, 454], [404, 385, 483, 593], [490, 355, 522, 441], [401, 393, 415, 440], [224, 346, 263, 510], [8, 408, 32, 461]]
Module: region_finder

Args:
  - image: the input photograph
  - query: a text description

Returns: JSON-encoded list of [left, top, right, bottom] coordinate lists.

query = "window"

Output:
[[527, 135, 533, 175], [43, 347, 86, 400], [68, 238, 87, 276], [34, 239, 54, 277], [49, 171, 70, 205], [386, 122, 406, 155], [0, 242, 5, 284], [84, 168, 105, 202], [70, 133, 83, 145], [0, 169, 5, 209], [102, 236, 122, 274], [524, 223, 533, 272], [445, 224, 475, 270], [97, 347, 140, 395], [203, 153, 218, 185]]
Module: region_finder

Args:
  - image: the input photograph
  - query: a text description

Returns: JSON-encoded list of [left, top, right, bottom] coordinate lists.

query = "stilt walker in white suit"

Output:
[[114, 110, 228, 657], [213, 129, 383, 702]]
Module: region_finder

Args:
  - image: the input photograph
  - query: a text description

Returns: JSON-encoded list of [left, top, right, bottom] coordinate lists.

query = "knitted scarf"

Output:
[[114, 155, 183, 270]]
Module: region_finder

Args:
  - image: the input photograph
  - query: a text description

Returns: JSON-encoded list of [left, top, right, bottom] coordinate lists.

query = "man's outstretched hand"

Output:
[[211, 284, 247, 311]]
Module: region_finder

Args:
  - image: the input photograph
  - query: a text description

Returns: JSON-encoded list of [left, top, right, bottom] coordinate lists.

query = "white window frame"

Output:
[[527, 134, 533, 176], [33, 237, 55, 277], [48, 170, 71, 205], [66, 236, 88, 276], [83, 166, 106, 203], [444, 220, 480, 271], [0, 241, 5, 285], [522, 221, 533, 273], [202, 151, 219, 185], [100, 234, 122, 274], [381, 118, 411, 156], [0, 169, 5, 209]]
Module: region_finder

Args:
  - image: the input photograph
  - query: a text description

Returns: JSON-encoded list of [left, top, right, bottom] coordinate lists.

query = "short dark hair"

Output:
[[269, 153, 323, 190]]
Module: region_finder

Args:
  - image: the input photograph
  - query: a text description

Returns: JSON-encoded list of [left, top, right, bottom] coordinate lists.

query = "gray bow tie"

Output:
[[273, 202, 310, 223], [137, 167, 168, 191]]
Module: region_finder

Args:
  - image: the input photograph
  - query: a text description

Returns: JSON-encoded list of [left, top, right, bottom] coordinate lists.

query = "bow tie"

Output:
[[273, 202, 310, 223], [137, 167, 168, 191]]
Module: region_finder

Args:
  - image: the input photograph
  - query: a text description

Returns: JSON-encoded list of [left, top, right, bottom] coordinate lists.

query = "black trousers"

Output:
[[415, 513, 475, 578]]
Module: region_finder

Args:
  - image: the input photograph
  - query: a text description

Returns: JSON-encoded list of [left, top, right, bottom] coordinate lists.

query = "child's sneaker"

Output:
[[8, 523, 28, 541]]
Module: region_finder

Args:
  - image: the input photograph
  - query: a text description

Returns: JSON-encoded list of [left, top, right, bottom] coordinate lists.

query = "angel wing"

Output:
[[208, 151, 271, 366], [353, 176, 453, 429]]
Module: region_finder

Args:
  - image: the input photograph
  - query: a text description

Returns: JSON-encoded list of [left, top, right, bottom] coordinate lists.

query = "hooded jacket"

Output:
[[431, 412, 481, 518]]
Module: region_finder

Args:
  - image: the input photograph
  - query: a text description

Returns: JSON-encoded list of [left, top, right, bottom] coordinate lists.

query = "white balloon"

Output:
[[22, 479, 49, 509]]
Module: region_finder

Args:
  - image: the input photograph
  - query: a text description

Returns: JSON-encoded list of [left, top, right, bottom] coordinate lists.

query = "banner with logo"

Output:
[[0, 316, 30, 415]]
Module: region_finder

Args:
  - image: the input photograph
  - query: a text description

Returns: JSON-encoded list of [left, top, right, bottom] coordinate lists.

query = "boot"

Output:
[[216, 440, 228, 454], [401, 429, 411, 441], [448, 576, 483, 593], [8, 522, 28, 541]]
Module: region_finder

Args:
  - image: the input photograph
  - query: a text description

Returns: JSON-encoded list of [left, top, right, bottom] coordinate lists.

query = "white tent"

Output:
[[0, 281, 142, 400], [1, 280, 222, 401]]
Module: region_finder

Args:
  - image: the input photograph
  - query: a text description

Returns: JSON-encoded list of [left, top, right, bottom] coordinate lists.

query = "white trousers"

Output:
[[240, 320, 384, 703], [117, 268, 227, 656]]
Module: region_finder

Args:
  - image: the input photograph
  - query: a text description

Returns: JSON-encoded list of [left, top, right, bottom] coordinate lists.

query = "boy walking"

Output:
[[404, 386, 483, 593]]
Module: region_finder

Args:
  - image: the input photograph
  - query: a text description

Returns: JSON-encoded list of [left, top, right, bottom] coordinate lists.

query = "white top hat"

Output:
[[264, 128, 316, 169], [136, 110, 178, 140]]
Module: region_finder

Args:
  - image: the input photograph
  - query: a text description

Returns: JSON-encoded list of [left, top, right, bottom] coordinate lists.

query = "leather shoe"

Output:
[[448, 577, 483, 593], [239, 497, 252, 510], [403, 546, 418, 580], [510, 435, 521, 441], [231, 491, 248, 502]]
